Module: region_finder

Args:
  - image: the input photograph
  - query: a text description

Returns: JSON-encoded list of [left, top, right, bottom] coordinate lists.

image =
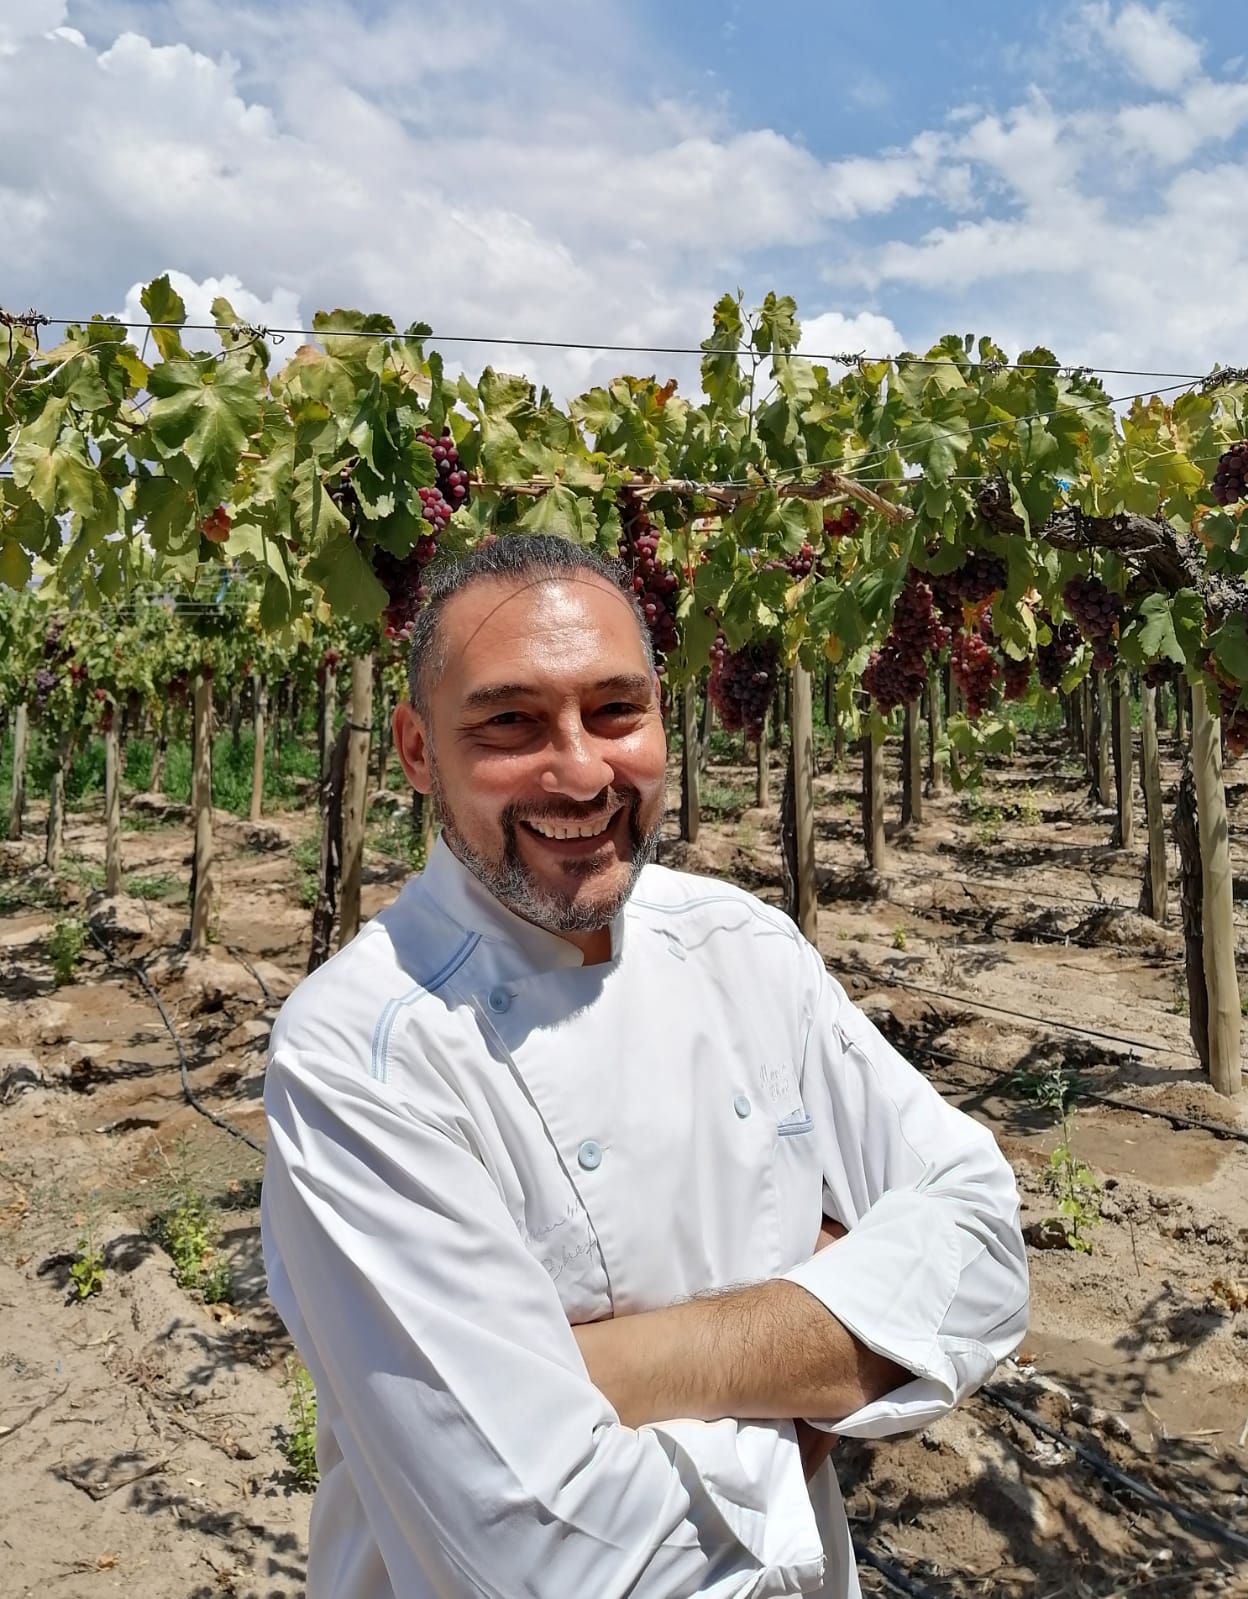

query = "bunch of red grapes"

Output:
[[822, 505, 862, 540], [1062, 573, 1124, 670], [929, 551, 1008, 624], [1001, 654, 1032, 701], [1036, 614, 1081, 691], [1143, 661, 1174, 690], [708, 635, 781, 743], [357, 426, 471, 642], [1211, 442, 1248, 507], [950, 632, 998, 718], [863, 575, 949, 714], [316, 648, 342, 687], [618, 489, 680, 668], [765, 542, 817, 580]]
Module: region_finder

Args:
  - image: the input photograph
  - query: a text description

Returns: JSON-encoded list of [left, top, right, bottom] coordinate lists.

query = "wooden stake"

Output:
[[7, 703, 27, 841], [755, 723, 770, 807], [1191, 685, 1242, 1096], [1111, 670, 1133, 848], [339, 654, 374, 947], [790, 665, 818, 942], [189, 673, 215, 953], [1139, 684, 1167, 924], [249, 674, 266, 824], [926, 675, 943, 794], [1095, 670, 1114, 808], [318, 661, 337, 783], [679, 679, 700, 844], [862, 722, 886, 871], [902, 698, 923, 825], [104, 719, 122, 896], [149, 702, 168, 796], [45, 734, 69, 872]]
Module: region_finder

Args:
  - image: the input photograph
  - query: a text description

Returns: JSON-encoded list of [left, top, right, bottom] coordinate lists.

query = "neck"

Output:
[[564, 926, 613, 966]]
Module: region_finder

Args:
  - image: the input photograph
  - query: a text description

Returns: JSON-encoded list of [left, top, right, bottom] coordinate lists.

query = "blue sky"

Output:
[[2, 1, 1246, 400]]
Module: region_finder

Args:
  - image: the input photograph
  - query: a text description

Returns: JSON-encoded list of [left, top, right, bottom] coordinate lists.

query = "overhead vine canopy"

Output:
[[3, 278, 1248, 726]]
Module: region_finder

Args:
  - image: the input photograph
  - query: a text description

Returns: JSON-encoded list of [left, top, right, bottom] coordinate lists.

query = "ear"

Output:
[[393, 700, 434, 795]]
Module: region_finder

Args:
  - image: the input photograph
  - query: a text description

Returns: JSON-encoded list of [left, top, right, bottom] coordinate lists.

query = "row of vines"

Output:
[[1, 281, 1244, 1091]]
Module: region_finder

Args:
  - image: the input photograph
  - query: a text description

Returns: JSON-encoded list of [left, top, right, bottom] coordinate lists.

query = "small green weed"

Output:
[[128, 874, 179, 901], [291, 834, 321, 909], [1016, 787, 1042, 827], [368, 809, 427, 873], [149, 1142, 234, 1303], [59, 855, 105, 893], [69, 1195, 106, 1300], [701, 782, 751, 819], [891, 926, 907, 951], [1018, 1067, 1102, 1252], [48, 916, 86, 986], [281, 1359, 320, 1489]]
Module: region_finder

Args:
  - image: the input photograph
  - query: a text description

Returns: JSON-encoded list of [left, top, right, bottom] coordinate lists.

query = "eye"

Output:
[[598, 701, 643, 717], [485, 710, 531, 726]]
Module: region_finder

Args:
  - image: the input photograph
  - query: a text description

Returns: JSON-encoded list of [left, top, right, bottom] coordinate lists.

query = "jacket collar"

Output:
[[416, 835, 627, 971]]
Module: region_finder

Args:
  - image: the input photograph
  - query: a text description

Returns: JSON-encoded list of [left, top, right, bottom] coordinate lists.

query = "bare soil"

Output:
[[1, 726, 1246, 1598]]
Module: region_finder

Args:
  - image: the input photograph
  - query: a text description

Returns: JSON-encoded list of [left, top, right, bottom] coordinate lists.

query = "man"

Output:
[[261, 534, 1028, 1599]]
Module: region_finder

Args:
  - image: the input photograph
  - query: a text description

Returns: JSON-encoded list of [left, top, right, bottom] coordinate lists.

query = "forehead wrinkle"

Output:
[[440, 573, 650, 682]]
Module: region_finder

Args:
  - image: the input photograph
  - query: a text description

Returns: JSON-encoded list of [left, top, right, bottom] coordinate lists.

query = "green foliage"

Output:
[[69, 1195, 106, 1300], [48, 916, 85, 985], [1013, 1067, 1103, 1252], [128, 874, 179, 901], [280, 1359, 320, 1490], [291, 834, 321, 909], [149, 1143, 234, 1303]]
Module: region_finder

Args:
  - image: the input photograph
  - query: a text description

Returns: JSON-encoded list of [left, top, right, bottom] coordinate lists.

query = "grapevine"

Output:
[[1036, 615, 1081, 691]]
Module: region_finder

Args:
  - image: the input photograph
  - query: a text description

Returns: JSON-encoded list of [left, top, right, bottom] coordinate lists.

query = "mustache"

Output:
[[503, 790, 638, 827]]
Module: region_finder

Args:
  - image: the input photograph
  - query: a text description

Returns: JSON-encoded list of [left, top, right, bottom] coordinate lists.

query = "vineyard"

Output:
[[1, 284, 1247, 1596]]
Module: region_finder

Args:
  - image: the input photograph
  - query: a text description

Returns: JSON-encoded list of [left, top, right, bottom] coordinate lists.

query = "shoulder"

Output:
[[627, 862, 814, 961], [268, 878, 474, 1082]]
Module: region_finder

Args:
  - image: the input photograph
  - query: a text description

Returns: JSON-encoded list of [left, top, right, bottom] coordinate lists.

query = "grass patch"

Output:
[[701, 781, 752, 820], [369, 807, 428, 873], [291, 835, 320, 909], [128, 874, 180, 901]]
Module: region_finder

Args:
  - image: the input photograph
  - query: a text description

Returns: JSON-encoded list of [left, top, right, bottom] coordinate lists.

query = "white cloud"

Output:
[[0, 0, 66, 54], [117, 270, 304, 353], [799, 310, 905, 362], [1083, 1, 1202, 92]]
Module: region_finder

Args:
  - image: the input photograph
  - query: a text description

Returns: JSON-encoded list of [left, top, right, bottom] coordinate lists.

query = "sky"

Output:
[[2, 1, 1247, 403]]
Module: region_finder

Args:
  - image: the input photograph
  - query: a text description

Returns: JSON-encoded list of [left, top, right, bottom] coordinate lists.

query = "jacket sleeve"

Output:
[[780, 953, 1029, 1440], [261, 1047, 826, 1599]]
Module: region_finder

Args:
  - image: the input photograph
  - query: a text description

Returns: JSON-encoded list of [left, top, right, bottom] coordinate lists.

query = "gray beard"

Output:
[[428, 759, 659, 936]]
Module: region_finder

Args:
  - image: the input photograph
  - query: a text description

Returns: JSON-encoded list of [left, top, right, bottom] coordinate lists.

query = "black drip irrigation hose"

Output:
[[853, 1542, 948, 1599], [85, 926, 266, 1157], [224, 942, 277, 1008], [979, 1386, 1248, 1557], [914, 1041, 1248, 1148]]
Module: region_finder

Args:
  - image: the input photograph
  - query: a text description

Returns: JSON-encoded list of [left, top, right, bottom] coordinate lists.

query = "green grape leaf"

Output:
[[518, 484, 598, 544], [147, 359, 262, 491], [1210, 610, 1248, 686], [1119, 590, 1203, 669], [0, 541, 32, 589], [304, 535, 388, 622], [140, 275, 189, 361], [11, 428, 98, 518]]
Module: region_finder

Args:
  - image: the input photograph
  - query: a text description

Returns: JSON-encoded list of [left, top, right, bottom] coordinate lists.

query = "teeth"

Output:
[[527, 810, 619, 841]]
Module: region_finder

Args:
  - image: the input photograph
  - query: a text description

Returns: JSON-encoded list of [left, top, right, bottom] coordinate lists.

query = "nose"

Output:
[[541, 712, 614, 801]]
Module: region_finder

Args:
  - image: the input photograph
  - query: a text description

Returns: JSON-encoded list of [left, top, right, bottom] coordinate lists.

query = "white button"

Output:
[[577, 1139, 603, 1171], [487, 988, 511, 1014], [734, 1094, 752, 1119]]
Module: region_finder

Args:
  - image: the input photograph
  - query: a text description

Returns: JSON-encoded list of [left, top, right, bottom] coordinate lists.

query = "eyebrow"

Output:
[[460, 674, 653, 713]]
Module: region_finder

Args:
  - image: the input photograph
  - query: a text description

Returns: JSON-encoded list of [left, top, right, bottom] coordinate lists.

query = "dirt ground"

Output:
[[1, 724, 1247, 1598]]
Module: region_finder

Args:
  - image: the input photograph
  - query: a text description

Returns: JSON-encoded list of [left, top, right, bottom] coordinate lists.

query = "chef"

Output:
[[261, 532, 1029, 1599]]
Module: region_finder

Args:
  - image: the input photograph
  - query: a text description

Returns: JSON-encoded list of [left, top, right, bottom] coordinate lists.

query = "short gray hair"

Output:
[[406, 534, 655, 714]]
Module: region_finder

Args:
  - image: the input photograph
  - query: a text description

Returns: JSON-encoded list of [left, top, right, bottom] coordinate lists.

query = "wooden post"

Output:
[[862, 722, 886, 872], [823, 669, 834, 732], [698, 687, 713, 775], [149, 703, 168, 795], [189, 672, 215, 953], [790, 666, 818, 943], [318, 660, 337, 783], [946, 665, 962, 787], [1095, 671, 1113, 807], [104, 719, 122, 896], [249, 674, 266, 823], [339, 654, 374, 947], [1191, 686, 1242, 1096], [1175, 679, 1188, 743], [679, 679, 700, 844], [755, 722, 770, 807], [7, 703, 28, 840], [229, 691, 243, 753], [926, 675, 943, 795], [375, 670, 391, 795], [45, 733, 69, 872], [1139, 684, 1167, 923], [902, 698, 922, 825], [1111, 670, 1133, 848]]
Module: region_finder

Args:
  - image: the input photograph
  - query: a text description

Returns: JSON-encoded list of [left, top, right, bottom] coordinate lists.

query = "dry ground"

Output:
[[1, 725, 1246, 1598]]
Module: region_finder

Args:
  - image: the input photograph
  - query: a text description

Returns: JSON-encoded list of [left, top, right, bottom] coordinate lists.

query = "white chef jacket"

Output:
[[262, 837, 1028, 1599]]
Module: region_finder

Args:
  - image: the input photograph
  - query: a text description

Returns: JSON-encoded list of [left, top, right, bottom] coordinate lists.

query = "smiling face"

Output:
[[393, 572, 667, 961]]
